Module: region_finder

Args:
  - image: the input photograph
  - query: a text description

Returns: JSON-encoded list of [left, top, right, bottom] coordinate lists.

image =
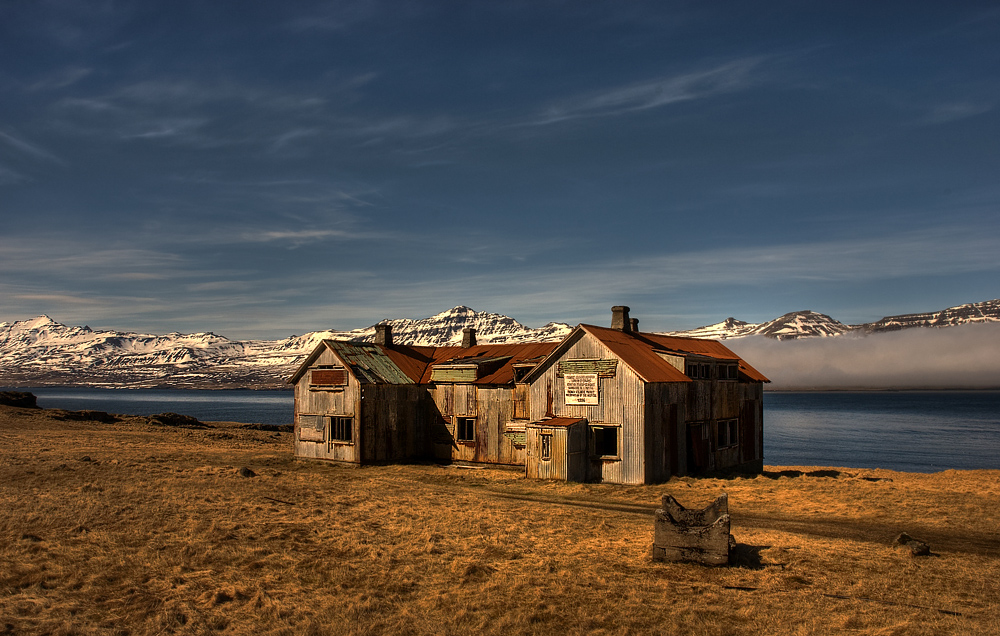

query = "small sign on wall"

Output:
[[564, 373, 599, 405]]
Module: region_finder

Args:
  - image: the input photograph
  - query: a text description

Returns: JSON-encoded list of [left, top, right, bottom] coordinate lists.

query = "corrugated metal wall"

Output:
[[528, 332, 647, 485], [525, 423, 587, 481]]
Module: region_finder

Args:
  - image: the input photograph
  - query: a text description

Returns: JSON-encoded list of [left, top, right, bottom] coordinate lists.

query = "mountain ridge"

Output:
[[2, 299, 998, 389]]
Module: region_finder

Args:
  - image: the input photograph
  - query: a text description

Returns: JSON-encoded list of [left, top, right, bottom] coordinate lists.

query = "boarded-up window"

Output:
[[298, 414, 325, 442], [513, 384, 530, 420], [311, 368, 347, 386]]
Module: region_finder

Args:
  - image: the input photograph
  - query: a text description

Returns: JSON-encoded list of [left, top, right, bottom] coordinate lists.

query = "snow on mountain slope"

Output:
[[3, 299, 998, 388], [860, 299, 1000, 333], [666, 300, 1000, 340], [745, 310, 854, 340], [662, 317, 759, 340], [0, 307, 571, 389]]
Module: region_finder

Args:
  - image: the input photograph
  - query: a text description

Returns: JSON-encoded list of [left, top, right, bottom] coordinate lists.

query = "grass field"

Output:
[[1, 404, 998, 635]]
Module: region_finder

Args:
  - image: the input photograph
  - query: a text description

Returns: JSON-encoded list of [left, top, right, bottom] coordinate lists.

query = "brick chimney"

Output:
[[611, 306, 632, 332], [630, 318, 639, 333], [462, 327, 477, 348], [375, 324, 392, 346]]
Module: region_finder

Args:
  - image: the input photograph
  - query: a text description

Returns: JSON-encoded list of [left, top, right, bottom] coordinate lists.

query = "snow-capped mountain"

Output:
[[3, 300, 998, 389], [859, 298, 1000, 333], [0, 307, 571, 389], [665, 300, 1000, 340]]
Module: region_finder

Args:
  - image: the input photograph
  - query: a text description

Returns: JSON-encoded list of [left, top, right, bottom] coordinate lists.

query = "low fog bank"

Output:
[[725, 322, 1000, 389]]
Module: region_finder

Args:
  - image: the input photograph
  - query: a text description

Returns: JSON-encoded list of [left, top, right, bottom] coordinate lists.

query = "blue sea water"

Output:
[[3, 387, 293, 426], [764, 391, 1000, 472], [4, 387, 998, 472]]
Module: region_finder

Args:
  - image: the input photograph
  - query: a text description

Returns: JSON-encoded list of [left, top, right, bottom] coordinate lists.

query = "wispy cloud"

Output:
[[0, 130, 63, 164], [917, 101, 995, 125], [27, 66, 93, 91], [528, 58, 763, 126], [0, 165, 28, 185]]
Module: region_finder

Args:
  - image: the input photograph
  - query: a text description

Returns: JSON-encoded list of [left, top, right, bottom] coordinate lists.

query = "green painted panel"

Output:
[[557, 359, 618, 378], [503, 431, 526, 445], [431, 367, 478, 383]]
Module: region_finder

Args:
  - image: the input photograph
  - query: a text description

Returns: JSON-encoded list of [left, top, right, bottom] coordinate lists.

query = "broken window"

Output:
[[720, 364, 739, 380], [330, 416, 353, 443], [716, 419, 738, 448], [540, 433, 552, 461], [592, 426, 619, 458], [456, 417, 476, 442]]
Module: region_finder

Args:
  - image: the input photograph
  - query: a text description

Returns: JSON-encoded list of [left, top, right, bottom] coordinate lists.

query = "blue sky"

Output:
[[2, 1, 999, 339]]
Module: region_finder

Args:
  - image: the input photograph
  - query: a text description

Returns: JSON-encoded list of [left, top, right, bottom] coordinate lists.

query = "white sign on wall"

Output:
[[564, 373, 599, 405]]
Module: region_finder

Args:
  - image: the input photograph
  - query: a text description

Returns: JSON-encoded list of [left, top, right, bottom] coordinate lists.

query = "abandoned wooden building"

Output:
[[288, 306, 769, 484]]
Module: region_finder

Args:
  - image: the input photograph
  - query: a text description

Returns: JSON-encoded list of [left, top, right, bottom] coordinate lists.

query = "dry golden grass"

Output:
[[1, 405, 998, 635]]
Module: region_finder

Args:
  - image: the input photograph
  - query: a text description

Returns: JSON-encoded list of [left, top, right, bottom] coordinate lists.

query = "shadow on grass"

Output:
[[729, 543, 771, 569], [761, 469, 842, 479]]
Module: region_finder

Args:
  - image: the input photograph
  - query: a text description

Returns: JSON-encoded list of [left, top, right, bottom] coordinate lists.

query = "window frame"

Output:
[[329, 416, 353, 443], [456, 417, 476, 443], [590, 425, 620, 460], [716, 418, 738, 449], [540, 432, 552, 461]]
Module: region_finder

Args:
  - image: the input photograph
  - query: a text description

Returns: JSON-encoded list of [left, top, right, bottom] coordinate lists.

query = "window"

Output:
[[456, 417, 476, 442], [592, 426, 619, 458], [540, 433, 552, 461], [686, 363, 713, 379], [720, 364, 738, 381], [716, 419, 738, 448], [330, 416, 353, 443]]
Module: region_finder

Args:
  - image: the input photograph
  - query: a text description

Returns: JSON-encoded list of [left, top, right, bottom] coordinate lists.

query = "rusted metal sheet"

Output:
[[310, 368, 346, 386]]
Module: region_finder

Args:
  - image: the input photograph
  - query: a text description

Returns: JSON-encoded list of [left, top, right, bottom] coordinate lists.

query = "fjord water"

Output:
[[765, 391, 1000, 472], [6, 388, 999, 473], [11, 388, 294, 426]]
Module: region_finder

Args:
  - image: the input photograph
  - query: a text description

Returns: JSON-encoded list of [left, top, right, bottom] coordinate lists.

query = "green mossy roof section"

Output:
[[323, 340, 415, 384]]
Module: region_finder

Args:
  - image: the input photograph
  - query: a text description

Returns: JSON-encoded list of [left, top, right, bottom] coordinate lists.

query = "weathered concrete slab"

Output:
[[652, 493, 733, 566]]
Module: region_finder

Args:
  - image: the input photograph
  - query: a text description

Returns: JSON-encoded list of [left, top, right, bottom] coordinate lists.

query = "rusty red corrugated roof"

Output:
[[527, 416, 587, 428], [421, 342, 560, 384], [581, 324, 770, 383]]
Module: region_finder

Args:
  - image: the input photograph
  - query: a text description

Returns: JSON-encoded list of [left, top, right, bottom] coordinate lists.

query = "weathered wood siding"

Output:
[[643, 383, 688, 483], [360, 384, 428, 463], [528, 332, 647, 485], [427, 384, 523, 465], [685, 379, 763, 473], [292, 347, 360, 463]]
